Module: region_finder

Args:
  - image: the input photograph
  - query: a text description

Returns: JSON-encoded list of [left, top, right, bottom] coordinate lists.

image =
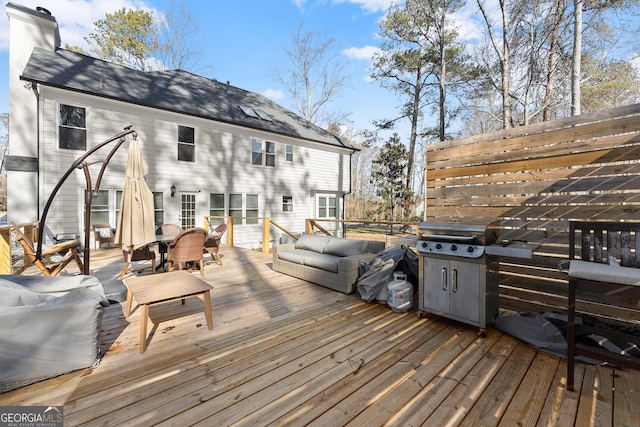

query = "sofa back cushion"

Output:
[[295, 234, 329, 253], [324, 237, 368, 257]]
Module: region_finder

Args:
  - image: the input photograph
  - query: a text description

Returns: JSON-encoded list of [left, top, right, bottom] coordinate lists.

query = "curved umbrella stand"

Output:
[[37, 126, 137, 274]]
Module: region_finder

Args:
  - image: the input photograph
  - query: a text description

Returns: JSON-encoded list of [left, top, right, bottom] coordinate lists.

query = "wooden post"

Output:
[[305, 219, 313, 234], [227, 217, 233, 247], [0, 226, 11, 274], [262, 217, 271, 254]]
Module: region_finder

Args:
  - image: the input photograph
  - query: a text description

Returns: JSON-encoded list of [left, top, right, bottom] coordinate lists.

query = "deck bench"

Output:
[[566, 221, 640, 391]]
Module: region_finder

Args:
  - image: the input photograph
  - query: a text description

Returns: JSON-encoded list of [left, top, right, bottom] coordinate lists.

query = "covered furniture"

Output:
[[272, 233, 386, 294], [120, 245, 157, 279], [566, 221, 640, 391], [204, 223, 227, 266], [93, 223, 115, 249], [10, 222, 83, 276], [0, 274, 109, 392], [167, 228, 208, 276]]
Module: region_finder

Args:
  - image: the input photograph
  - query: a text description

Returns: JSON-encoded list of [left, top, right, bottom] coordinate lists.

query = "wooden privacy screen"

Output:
[[425, 103, 640, 327]]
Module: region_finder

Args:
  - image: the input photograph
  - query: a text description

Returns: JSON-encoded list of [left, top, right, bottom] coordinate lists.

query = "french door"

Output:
[[180, 193, 197, 229]]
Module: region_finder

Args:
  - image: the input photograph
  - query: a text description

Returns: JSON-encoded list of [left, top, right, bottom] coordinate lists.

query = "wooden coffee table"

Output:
[[124, 270, 213, 353]]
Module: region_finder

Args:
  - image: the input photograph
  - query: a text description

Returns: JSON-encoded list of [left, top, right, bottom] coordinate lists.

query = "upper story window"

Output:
[[59, 104, 86, 150], [251, 139, 275, 167], [286, 145, 293, 162], [178, 125, 195, 162]]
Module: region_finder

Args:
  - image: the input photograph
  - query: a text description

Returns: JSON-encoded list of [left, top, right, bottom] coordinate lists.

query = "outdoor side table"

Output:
[[124, 270, 213, 353]]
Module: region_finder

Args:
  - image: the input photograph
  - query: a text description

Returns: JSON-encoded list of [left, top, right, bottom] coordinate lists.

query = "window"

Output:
[[229, 193, 259, 225], [59, 104, 86, 150], [251, 139, 275, 167], [239, 105, 259, 118], [283, 196, 293, 212], [318, 196, 337, 218], [255, 109, 272, 121], [246, 194, 259, 224], [153, 192, 164, 226], [266, 141, 275, 167], [210, 193, 225, 217], [91, 190, 109, 223], [251, 139, 262, 165], [178, 125, 195, 162], [286, 145, 293, 162]]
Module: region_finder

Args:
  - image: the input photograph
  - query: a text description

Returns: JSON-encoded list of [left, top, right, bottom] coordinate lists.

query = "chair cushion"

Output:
[[98, 229, 112, 238], [569, 260, 640, 286], [324, 238, 367, 257], [294, 234, 329, 253]]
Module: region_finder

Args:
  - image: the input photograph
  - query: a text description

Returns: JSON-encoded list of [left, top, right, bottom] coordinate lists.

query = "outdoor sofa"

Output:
[[272, 233, 385, 294], [0, 274, 109, 392]]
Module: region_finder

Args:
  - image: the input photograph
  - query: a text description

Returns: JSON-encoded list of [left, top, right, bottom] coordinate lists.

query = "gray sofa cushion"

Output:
[[278, 248, 315, 264], [295, 234, 329, 253], [324, 238, 368, 257], [303, 252, 340, 273]]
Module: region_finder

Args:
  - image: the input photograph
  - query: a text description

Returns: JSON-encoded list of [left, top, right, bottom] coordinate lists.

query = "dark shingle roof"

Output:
[[21, 47, 352, 149]]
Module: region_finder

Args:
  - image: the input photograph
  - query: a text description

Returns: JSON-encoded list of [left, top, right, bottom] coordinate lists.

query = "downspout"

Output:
[[31, 82, 41, 220]]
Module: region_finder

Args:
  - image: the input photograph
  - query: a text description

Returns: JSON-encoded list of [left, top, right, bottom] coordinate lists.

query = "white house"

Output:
[[5, 2, 355, 249]]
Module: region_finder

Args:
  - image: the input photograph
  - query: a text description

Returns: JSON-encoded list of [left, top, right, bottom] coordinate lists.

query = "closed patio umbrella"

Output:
[[115, 138, 155, 250]]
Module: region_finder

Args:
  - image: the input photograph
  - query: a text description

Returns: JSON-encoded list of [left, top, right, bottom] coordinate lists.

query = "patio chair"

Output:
[[119, 245, 157, 279], [167, 227, 208, 276], [93, 223, 115, 249], [10, 222, 84, 276], [203, 223, 227, 266], [156, 224, 182, 267]]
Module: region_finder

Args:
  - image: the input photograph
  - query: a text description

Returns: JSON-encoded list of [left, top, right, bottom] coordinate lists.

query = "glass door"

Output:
[[180, 193, 197, 229]]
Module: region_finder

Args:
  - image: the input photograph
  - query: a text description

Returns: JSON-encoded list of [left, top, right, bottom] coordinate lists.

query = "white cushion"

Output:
[[569, 260, 640, 286]]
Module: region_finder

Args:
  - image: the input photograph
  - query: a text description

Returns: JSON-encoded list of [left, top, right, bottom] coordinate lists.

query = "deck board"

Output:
[[1, 246, 639, 426]]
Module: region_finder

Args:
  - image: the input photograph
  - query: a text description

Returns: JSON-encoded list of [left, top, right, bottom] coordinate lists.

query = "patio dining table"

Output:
[[154, 234, 177, 271]]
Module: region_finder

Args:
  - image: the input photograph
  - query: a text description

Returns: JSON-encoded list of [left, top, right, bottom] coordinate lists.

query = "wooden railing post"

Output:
[[0, 226, 11, 274], [227, 217, 233, 247], [305, 219, 313, 234], [262, 217, 271, 254]]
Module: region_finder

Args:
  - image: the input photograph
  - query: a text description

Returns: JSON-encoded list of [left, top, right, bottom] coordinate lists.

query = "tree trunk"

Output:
[[572, 0, 583, 116]]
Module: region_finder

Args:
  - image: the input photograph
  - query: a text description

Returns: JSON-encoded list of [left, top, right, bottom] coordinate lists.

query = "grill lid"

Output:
[[419, 217, 500, 246]]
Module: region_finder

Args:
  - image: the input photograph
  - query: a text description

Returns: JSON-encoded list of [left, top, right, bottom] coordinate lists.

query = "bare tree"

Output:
[[273, 23, 349, 127], [477, 0, 512, 129], [156, 0, 207, 72]]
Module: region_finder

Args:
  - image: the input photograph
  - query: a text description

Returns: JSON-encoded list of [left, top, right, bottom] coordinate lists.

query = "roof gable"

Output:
[[20, 47, 351, 149]]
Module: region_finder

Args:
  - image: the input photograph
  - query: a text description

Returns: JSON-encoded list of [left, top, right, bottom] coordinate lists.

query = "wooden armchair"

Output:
[[203, 223, 227, 266], [10, 222, 83, 276], [119, 245, 157, 279], [93, 223, 115, 249], [167, 228, 208, 276]]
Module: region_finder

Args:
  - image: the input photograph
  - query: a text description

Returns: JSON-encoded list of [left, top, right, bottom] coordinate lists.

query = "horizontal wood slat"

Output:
[[426, 103, 640, 329]]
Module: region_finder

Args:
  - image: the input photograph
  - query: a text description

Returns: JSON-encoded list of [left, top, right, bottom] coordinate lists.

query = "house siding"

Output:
[[35, 87, 352, 248]]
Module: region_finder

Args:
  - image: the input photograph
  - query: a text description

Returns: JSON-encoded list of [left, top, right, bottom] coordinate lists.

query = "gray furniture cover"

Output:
[[0, 274, 109, 392]]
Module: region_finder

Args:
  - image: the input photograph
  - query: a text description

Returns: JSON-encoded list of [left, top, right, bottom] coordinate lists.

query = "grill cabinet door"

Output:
[[449, 260, 481, 323], [422, 256, 450, 315]]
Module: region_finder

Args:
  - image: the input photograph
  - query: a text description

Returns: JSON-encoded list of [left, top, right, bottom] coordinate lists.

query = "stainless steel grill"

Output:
[[416, 218, 501, 336]]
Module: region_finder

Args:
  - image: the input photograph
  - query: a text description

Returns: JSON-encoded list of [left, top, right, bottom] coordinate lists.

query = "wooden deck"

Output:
[[1, 246, 639, 426]]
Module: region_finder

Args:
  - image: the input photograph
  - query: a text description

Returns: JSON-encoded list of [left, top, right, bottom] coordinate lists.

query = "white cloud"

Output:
[[1, 0, 158, 52], [263, 88, 284, 100], [335, 0, 395, 13], [343, 45, 380, 61]]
